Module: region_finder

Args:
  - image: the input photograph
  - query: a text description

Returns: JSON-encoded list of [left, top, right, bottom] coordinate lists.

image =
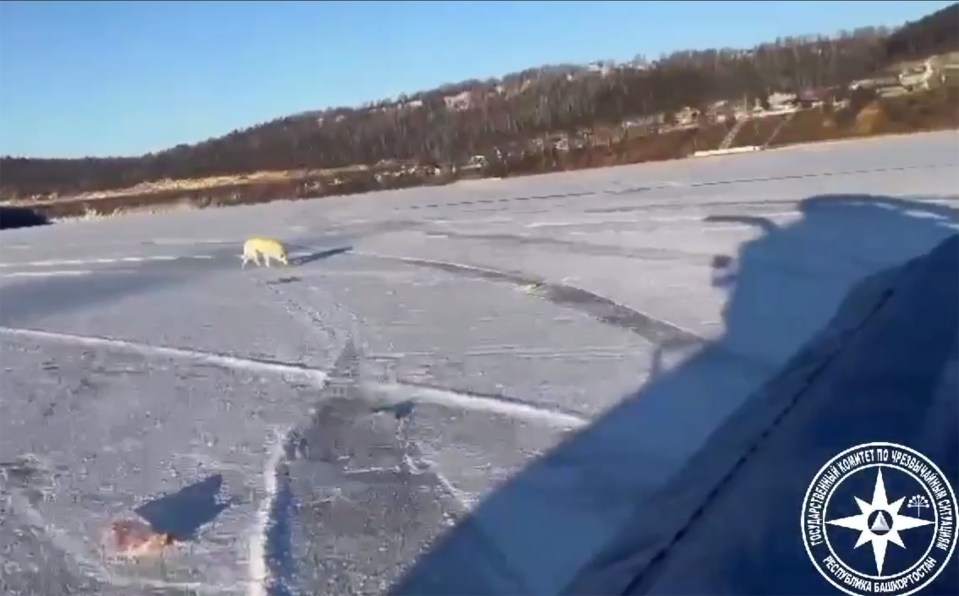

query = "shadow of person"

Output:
[[133, 473, 233, 541], [706, 194, 958, 371], [391, 193, 958, 595]]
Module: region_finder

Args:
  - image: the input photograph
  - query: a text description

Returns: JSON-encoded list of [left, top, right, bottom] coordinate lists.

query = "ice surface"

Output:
[[0, 336, 313, 594], [0, 131, 957, 594]]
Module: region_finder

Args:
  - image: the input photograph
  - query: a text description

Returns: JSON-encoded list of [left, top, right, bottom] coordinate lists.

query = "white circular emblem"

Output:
[[801, 442, 957, 596]]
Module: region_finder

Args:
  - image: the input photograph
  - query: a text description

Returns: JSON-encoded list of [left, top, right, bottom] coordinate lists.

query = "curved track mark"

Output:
[[354, 251, 705, 348]]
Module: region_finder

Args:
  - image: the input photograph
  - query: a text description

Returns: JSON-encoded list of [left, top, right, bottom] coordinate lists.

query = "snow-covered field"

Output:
[[1, 131, 957, 595]]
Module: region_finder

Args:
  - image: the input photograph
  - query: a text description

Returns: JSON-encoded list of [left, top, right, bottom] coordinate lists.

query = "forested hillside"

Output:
[[1, 2, 956, 204]]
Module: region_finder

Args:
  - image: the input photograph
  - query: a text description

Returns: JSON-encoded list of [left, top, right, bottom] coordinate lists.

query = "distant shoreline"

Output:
[[4, 93, 958, 225]]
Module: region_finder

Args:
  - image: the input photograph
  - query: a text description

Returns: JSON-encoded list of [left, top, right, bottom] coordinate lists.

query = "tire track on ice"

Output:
[[354, 251, 706, 347], [244, 274, 583, 594], [0, 326, 329, 385], [246, 276, 360, 595], [0, 324, 586, 427], [246, 266, 599, 593], [2, 324, 586, 594], [352, 251, 777, 378], [368, 381, 588, 430]]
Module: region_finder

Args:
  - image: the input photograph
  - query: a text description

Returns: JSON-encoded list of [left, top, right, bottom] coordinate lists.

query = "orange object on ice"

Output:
[[104, 518, 174, 558]]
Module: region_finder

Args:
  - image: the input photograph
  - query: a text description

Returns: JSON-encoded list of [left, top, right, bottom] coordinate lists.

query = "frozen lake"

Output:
[[1, 131, 957, 595]]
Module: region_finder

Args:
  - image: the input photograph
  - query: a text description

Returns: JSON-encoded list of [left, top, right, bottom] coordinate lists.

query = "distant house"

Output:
[[459, 155, 488, 173], [898, 60, 936, 91], [767, 92, 797, 109], [940, 64, 959, 88], [792, 88, 830, 108], [674, 106, 700, 126], [443, 91, 472, 111], [849, 74, 900, 91]]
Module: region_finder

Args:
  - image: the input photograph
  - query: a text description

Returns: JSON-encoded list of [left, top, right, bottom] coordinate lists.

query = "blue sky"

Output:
[[0, 0, 952, 158]]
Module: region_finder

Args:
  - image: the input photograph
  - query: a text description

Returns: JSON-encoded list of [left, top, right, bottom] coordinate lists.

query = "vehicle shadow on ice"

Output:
[[392, 194, 959, 596]]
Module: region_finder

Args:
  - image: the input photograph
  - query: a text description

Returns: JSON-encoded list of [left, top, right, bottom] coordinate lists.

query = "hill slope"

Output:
[[1, 2, 957, 212]]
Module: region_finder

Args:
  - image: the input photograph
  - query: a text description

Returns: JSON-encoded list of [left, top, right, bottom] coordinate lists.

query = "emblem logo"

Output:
[[801, 442, 956, 595]]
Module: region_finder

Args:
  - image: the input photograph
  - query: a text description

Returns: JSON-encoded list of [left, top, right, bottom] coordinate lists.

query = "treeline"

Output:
[[883, 1, 959, 62], [1, 2, 956, 200]]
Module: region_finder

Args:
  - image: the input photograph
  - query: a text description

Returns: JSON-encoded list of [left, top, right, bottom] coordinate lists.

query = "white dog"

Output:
[[241, 236, 290, 268]]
